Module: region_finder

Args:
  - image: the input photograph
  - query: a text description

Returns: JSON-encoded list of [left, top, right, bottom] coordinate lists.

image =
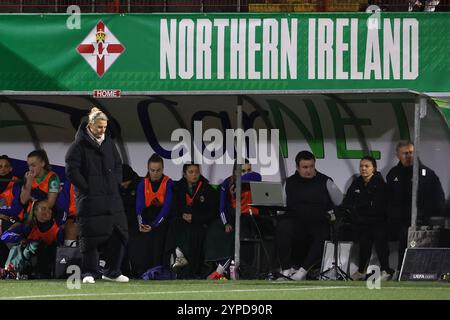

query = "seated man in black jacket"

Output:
[[276, 151, 343, 281]]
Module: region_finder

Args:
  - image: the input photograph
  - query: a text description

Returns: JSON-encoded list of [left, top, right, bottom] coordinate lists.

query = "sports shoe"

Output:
[[102, 274, 129, 283], [82, 276, 96, 284], [172, 256, 188, 270], [351, 271, 366, 281], [276, 268, 297, 281], [207, 271, 227, 280], [289, 268, 298, 277], [380, 270, 393, 281], [291, 267, 308, 281], [4, 264, 16, 280], [0, 268, 6, 280]]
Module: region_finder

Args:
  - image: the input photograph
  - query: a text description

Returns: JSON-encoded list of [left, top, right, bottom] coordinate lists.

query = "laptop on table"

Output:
[[248, 181, 287, 212]]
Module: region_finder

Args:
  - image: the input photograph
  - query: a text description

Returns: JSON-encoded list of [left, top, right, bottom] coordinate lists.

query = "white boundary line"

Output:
[[1, 286, 351, 300], [2, 285, 449, 300]]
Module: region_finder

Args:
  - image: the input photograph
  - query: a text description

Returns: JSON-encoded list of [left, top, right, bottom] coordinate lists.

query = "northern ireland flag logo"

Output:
[[77, 21, 125, 77]]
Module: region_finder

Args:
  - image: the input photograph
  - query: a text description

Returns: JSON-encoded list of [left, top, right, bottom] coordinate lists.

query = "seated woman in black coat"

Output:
[[165, 163, 218, 279], [342, 156, 394, 281]]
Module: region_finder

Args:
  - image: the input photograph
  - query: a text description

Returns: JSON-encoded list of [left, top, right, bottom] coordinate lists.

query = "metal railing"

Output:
[[0, 0, 448, 13]]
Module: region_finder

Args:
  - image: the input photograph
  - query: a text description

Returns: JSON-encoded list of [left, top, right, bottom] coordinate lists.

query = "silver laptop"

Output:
[[248, 181, 286, 208]]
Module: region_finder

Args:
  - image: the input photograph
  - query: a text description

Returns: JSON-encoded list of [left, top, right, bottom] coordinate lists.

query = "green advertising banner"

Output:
[[432, 98, 450, 129], [0, 13, 449, 93]]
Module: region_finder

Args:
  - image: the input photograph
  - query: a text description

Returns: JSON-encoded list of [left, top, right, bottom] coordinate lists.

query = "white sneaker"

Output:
[[351, 271, 366, 281], [380, 270, 393, 281], [102, 274, 129, 283], [172, 256, 188, 269], [288, 267, 297, 277], [276, 268, 292, 281], [291, 267, 308, 281], [281, 268, 290, 277], [281, 267, 297, 277], [82, 276, 95, 284]]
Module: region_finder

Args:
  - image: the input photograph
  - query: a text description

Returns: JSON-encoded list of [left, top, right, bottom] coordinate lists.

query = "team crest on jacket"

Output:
[[76, 20, 125, 77]]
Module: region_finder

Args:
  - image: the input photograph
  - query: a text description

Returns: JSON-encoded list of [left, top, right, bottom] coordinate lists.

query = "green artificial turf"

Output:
[[0, 280, 449, 300]]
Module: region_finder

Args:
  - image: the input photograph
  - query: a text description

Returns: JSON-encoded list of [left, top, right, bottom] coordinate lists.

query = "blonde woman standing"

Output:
[[65, 107, 128, 284]]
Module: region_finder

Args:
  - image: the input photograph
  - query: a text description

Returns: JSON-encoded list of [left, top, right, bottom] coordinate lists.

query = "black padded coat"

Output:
[[65, 121, 128, 252]]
